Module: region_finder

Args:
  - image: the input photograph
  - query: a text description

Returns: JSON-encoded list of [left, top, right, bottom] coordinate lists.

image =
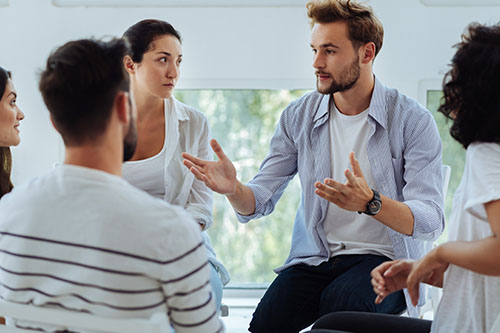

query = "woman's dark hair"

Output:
[[438, 23, 500, 148], [123, 19, 182, 63], [0, 66, 14, 198]]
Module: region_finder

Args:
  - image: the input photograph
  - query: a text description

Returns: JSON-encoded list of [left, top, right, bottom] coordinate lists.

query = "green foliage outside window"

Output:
[[176, 90, 309, 284]]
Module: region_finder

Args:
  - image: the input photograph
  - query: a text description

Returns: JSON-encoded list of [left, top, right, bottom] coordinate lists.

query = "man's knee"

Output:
[[318, 280, 377, 315]]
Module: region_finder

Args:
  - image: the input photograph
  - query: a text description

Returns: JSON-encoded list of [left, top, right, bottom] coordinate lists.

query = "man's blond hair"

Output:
[[307, 0, 384, 57]]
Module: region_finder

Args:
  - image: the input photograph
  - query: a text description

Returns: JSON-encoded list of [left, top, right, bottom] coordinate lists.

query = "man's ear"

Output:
[[123, 55, 136, 75], [360, 42, 376, 65], [115, 91, 130, 125]]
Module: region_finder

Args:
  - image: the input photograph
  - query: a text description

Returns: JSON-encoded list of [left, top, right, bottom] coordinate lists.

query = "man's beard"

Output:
[[123, 109, 137, 162], [316, 55, 361, 95]]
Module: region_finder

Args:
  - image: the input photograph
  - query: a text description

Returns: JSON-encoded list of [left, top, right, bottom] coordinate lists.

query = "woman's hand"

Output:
[[371, 260, 414, 304], [407, 249, 449, 306]]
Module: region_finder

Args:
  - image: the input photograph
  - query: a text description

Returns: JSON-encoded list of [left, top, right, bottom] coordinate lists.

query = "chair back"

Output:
[[0, 300, 170, 333], [442, 165, 451, 200]]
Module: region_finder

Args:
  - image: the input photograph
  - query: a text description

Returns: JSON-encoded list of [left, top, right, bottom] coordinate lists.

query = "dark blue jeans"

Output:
[[249, 254, 406, 333]]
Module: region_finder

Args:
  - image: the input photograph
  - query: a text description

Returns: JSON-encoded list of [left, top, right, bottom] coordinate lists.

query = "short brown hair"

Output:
[[307, 0, 384, 57], [39, 38, 130, 146]]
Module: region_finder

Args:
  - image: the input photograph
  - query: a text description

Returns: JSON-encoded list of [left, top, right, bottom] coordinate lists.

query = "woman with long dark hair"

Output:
[[0, 67, 24, 199], [121, 19, 229, 310]]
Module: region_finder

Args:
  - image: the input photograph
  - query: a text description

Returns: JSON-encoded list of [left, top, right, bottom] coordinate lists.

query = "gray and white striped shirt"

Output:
[[0, 165, 223, 332]]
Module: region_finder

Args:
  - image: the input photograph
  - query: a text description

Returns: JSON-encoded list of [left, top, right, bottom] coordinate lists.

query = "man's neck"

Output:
[[64, 144, 122, 176], [333, 72, 375, 116]]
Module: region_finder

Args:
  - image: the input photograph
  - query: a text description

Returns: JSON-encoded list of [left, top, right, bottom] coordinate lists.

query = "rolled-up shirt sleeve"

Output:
[[237, 106, 298, 223], [401, 112, 445, 241]]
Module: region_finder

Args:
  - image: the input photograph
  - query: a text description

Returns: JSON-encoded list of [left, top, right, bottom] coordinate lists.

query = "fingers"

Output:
[[349, 152, 365, 178], [182, 159, 195, 170], [315, 180, 346, 204], [371, 261, 394, 283], [210, 139, 229, 162], [184, 160, 208, 182], [344, 169, 357, 185], [317, 178, 346, 193], [407, 277, 420, 307], [181, 152, 207, 168], [371, 277, 388, 304], [374, 294, 385, 304], [407, 269, 423, 307], [384, 261, 411, 277]]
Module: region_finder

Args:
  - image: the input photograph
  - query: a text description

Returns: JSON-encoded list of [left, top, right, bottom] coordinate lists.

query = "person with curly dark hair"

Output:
[[0, 66, 25, 199], [309, 22, 500, 333]]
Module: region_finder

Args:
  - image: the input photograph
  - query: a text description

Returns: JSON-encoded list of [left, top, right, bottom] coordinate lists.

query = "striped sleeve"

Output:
[[159, 216, 222, 333]]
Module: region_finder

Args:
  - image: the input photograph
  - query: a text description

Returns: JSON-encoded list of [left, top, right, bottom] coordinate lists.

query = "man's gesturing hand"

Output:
[[182, 139, 237, 195], [314, 152, 373, 212]]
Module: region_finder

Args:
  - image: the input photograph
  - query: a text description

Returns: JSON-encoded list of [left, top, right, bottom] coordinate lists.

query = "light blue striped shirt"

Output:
[[237, 77, 444, 316]]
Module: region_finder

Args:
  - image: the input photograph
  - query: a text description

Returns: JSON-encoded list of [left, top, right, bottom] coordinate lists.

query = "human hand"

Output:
[[182, 139, 238, 195], [314, 152, 373, 211], [371, 260, 413, 304], [407, 249, 449, 306]]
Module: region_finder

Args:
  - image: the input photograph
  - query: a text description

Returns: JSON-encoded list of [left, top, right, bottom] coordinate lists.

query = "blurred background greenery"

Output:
[[175, 89, 465, 286]]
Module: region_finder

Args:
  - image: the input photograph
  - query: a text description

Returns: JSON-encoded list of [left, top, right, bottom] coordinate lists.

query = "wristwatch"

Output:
[[358, 189, 382, 216]]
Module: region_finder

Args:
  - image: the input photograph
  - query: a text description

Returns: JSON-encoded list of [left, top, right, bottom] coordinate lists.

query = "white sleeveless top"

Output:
[[122, 143, 166, 199]]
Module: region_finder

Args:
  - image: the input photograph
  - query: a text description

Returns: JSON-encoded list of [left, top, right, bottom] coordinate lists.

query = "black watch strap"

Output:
[[358, 189, 382, 216]]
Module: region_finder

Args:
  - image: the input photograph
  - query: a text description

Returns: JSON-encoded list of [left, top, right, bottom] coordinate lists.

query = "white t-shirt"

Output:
[[323, 100, 394, 259], [0, 165, 223, 333], [432, 143, 500, 333]]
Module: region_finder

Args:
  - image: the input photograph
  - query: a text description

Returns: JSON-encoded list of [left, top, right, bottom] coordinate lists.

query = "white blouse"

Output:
[[122, 96, 230, 285]]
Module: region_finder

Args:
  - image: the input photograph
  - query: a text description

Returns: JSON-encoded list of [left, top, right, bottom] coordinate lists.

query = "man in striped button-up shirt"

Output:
[[0, 38, 222, 332], [183, 1, 444, 332]]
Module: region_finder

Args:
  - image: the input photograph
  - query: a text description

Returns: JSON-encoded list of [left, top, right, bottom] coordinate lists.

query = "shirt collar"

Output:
[[367, 76, 388, 130], [165, 95, 190, 122], [313, 76, 388, 129]]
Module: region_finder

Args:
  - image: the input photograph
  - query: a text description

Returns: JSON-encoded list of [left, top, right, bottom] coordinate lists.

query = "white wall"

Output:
[[0, 0, 498, 185]]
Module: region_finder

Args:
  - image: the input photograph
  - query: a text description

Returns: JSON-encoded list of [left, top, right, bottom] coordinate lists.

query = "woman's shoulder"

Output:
[[172, 97, 208, 123], [467, 142, 500, 161]]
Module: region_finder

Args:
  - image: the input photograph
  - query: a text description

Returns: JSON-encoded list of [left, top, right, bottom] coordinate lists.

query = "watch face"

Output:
[[368, 200, 382, 214]]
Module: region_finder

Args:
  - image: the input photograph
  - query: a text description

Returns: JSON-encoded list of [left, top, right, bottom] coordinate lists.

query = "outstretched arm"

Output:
[[182, 139, 256, 215]]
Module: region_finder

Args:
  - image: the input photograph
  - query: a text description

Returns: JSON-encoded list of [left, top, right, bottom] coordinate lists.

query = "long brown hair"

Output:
[[0, 147, 13, 198], [0, 66, 13, 198]]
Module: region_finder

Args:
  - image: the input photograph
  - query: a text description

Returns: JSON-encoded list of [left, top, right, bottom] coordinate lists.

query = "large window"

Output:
[[176, 89, 309, 285], [175, 88, 463, 284]]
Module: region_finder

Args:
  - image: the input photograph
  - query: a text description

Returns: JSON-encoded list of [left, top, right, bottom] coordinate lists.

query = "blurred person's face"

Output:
[[133, 34, 182, 100], [310, 21, 361, 95], [0, 80, 24, 147]]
